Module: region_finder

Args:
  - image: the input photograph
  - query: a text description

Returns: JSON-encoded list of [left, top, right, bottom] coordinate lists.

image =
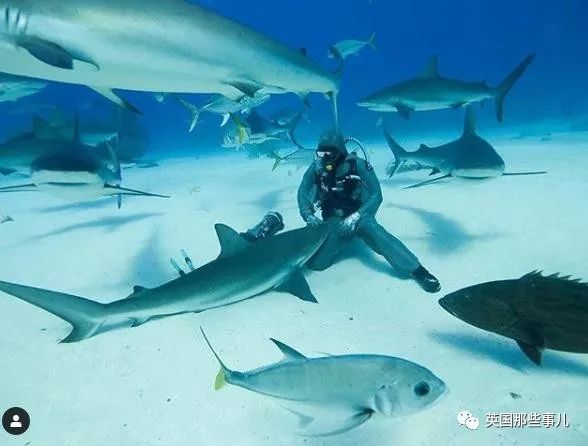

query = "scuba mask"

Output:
[[316, 145, 341, 172]]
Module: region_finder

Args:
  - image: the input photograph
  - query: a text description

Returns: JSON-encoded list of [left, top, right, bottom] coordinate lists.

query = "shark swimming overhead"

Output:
[[0, 224, 328, 343], [201, 329, 446, 436], [384, 107, 546, 188], [0, 0, 340, 119], [358, 54, 535, 122]]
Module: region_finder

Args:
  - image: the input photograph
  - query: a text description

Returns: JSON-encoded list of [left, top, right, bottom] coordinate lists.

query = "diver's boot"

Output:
[[241, 211, 285, 242], [412, 266, 441, 293]]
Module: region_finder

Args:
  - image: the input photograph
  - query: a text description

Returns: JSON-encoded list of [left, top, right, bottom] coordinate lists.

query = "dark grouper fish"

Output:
[[201, 329, 446, 436], [439, 272, 588, 365]]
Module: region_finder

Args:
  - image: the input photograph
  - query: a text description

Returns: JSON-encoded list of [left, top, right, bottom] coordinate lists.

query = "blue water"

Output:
[[1, 0, 587, 154], [0, 2, 587, 445]]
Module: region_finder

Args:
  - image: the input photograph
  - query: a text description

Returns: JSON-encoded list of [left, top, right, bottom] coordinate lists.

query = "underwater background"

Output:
[[1, 1, 587, 445]]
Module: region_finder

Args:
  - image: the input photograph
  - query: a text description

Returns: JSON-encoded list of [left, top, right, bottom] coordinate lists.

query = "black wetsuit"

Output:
[[297, 153, 421, 275]]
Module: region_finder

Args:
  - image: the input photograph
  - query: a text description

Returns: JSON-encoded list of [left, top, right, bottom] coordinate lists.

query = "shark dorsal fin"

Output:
[[133, 285, 147, 294], [270, 338, 307, 361], [463, 106, 477, 136], [215, 224, 249, 258], [32, 115, 60, 139], [419, 143, 431, 150], [420, 55, 440, 78]]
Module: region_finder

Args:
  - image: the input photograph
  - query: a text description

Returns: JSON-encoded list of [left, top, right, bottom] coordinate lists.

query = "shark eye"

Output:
[[414, 381, 430, 397]]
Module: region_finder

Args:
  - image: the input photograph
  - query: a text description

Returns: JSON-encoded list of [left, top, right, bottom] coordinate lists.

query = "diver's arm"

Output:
[[356, 161, 383, 217], [297, 163, 318, 221]]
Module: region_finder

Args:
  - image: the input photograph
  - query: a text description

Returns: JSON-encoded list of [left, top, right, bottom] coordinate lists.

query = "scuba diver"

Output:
[[186, 129, 438, 292], [296, 129, 441, 293]]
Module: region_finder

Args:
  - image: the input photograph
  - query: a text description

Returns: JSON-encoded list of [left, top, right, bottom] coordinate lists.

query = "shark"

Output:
[[384, 107, 546, 188], [0, 115, 167, 207], [201, 329, 446, 436], [358, 54, 535, 122], [0, 72, 47, 102], [0, 0, 340, 122], [0, 224, 329, 343]]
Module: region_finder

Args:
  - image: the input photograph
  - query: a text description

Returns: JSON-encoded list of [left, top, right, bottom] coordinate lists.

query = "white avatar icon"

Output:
[[457, 410, 480, 430], [10, 415, 22, 429], [457, 410, 472, 426]]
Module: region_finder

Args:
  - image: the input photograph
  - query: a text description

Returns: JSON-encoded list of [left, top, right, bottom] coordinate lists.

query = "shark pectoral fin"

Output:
[[276, 271, 318, 303], [395, 103, 413, 119], [403, 174, 452, 189], [18, 38, 75, 69], [0, 183, 38, 193], [304, 410, 374, 437], [19, 37, 99, 71], [503, 171, 547, 176], [0, 167, 17, 176], [89, 87, 142, 114], [516, 340, 544, 366], [104, 185, 170, 199], [269, 338, 307, 361], [215, 224, 250, 258], [226, 80, 262, 98]]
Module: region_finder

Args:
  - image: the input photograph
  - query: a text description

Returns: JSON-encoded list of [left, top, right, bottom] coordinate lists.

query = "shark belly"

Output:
[[0, 1, 337, 96], [32, 169, 106, 199]]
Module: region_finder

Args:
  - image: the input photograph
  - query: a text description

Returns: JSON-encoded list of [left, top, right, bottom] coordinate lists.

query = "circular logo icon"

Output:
[[2, 407, 30, 435]]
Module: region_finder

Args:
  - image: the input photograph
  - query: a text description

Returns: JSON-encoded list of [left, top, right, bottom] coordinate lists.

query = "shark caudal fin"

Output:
[[494, 54, 535, 122], [0, 280, 106, 343], [383, 128, 409, 177], [200, 327, 233, 390], [284, 111, 306, 150], [176, 97, 202, 133]]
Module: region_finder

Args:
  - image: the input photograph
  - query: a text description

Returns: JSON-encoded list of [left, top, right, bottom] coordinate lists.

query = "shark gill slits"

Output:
[[414, 381, 430, 397]]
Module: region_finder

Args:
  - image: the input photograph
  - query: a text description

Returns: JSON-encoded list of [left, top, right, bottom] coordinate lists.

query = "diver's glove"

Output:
[[305, 215, 323, 227], [339, 212, 361, 237]]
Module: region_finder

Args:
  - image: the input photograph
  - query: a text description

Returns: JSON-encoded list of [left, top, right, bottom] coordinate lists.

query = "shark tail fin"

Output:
[[383, 128, 408, 177], [200, 327, 232, 390], [495, 53, 535, 122], [176, 97, 202, 133], [368, 32, 377, 50], [269, 149, 300, 171], [0, 280, 106, 343], [285, 112, 306, 150]]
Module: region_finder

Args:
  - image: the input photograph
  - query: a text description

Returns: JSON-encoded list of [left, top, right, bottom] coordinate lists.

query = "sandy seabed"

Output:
[[0, 130, 587, 446]]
